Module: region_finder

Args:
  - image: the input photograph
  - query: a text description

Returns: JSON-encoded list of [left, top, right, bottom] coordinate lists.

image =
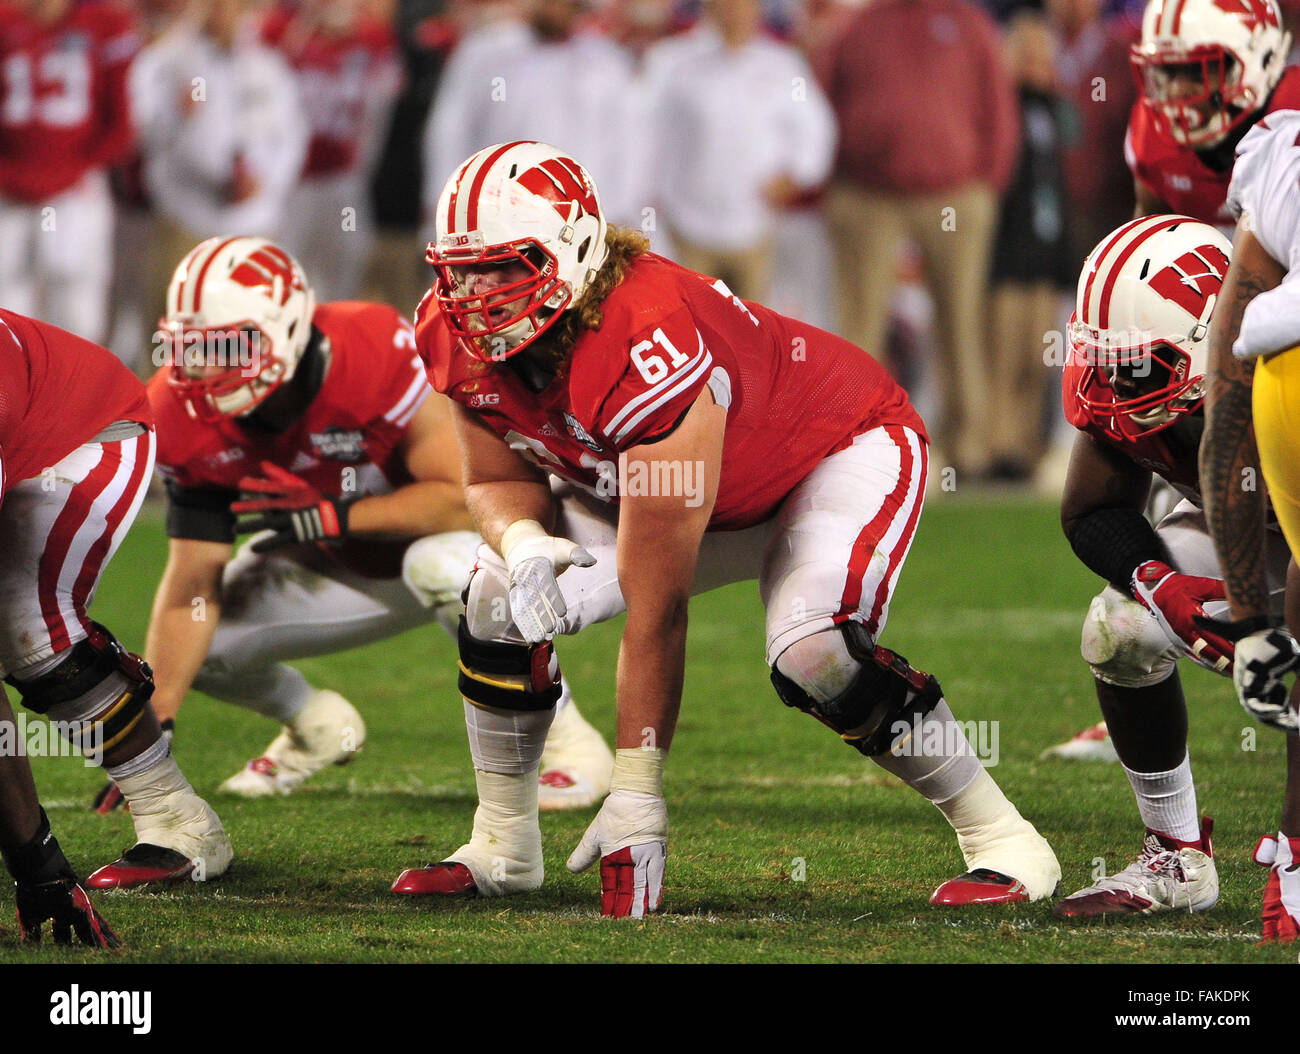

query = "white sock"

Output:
[[104, 734, 170, 781], [199, 662, 313, 724], [1124, 753, 1200, 843], [463, 699, 552, 773], [869, 700, 984, 803]]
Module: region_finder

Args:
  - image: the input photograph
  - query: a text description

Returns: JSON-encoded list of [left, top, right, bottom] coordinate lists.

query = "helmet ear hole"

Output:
[[577, 237, 591, 264]]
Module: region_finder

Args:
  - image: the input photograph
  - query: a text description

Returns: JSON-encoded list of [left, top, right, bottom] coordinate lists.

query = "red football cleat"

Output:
[[930, 867, 1031, 906], [87, 844, 197, 889], [391, 862, 479, 896]]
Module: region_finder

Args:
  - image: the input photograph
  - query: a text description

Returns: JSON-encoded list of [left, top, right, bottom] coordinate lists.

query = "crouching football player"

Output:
[[1055, 214, 1298, 925], [2, 687, 118, 946], [0, 308, 230, 890], [392, 141, 1060, 914], [97, 237, 612, 809]]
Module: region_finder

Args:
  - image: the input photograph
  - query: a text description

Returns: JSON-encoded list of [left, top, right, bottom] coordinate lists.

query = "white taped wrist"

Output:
[[611, 747, 665, 796], [500, 519, 548, 570]]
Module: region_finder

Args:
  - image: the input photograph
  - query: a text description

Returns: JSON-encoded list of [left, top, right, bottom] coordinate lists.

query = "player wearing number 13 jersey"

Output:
[[0, 0, 140, 344], [395, 140, 1060, 916]]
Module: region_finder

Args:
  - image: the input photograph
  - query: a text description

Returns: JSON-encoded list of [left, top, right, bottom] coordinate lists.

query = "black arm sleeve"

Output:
[[164, 477, 238, 543], [1065, 505, 1169, 594]]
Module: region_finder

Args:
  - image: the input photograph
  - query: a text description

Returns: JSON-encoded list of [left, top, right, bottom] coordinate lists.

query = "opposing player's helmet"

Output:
[[427, 140, 609, 362], [1068, 214, 1232, 442], [162, 237, 316, 421], [1132, 0, 1291, 148]]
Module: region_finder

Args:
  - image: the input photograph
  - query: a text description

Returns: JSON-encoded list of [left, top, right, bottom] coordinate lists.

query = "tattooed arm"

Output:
[[1199, 224, 1286, 619]]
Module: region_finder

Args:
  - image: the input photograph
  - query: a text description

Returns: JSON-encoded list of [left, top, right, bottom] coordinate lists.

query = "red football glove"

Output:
[[1255, 833, 1300, 944], [567, 789, 667, 918], [232, 462, 353, 553], [15, 875, 121, 948], [1131, 560, 1233, 673]]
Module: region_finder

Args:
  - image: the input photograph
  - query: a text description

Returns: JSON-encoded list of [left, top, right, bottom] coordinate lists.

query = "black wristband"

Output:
[[0, 807, 73, 885], [1066, 506, 1167, 593]]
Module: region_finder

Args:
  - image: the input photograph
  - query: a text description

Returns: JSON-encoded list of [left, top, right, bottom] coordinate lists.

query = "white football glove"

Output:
[[500, 519, 595, 643], [1232, 623, 1300, 733], [567, 748, 666, 918]]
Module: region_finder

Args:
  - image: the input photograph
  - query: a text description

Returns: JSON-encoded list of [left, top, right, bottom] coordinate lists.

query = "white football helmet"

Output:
[[1069, 214, 1232, 442], [1132, 0, 1291, 148], [163, 237, 316, 421], [427, 141, 609, 362]]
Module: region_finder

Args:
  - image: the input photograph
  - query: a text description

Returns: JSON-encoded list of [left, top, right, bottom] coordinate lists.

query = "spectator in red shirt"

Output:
[[1046, 0, 1139, 267], [817, 0, 1019, 478]]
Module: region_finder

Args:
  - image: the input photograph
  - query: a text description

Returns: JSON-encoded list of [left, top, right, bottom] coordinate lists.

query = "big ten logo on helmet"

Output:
[[309, 426, 365, 463], [229, 244, 304, 305]]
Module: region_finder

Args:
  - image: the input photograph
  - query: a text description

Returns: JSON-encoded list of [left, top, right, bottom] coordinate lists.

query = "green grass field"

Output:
[[1, 494, 1293, 964]]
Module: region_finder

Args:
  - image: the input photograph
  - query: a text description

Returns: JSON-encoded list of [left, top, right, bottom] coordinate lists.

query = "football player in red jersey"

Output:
[[392, 141, 1060, 916], [1052, 214, 1300, 926], [0, 309, 231, 896], [1049, 0, 1298, 761], [98, 236, 612, 810], [0, 0, 140, 344], [1125, 0, 1298, 224]]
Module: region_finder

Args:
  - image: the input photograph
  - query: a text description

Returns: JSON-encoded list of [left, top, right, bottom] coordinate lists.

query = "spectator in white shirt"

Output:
[[641, 0, 836, 301], [422, 0, 639, 242], [132, 0, 307, 332]]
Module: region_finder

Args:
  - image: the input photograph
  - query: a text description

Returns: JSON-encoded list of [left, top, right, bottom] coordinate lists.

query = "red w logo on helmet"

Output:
[[229, 245, 301, 306], [1212, 0, 1279, 29], [1148, 244, 1229, 317], [516, 157, 598, 221]]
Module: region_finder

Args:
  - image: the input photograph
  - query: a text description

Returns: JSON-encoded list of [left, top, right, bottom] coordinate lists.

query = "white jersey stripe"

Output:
[[605, 330, 708, 436], [395, 385, 432, 429], [384, 365, 432, 424], [613, 348, 713, 444]]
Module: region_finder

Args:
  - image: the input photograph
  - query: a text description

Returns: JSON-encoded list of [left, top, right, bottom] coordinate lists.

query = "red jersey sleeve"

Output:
[[1124, 100, 1163, 203], [145, 367, 210, 487], [573, 304, 714, 450]]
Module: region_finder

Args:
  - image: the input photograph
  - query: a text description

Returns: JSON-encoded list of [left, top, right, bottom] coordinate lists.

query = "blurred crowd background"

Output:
[[4, 0, 1298, 486]]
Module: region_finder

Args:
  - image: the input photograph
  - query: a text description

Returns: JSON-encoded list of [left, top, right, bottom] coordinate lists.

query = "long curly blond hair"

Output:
[[527, 225, 650, 375]]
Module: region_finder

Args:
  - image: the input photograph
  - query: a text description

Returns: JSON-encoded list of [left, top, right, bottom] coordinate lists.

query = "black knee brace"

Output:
[[457, 617, 562, 712], [770, 622, 943, 757], [6, 622, 154, 752]]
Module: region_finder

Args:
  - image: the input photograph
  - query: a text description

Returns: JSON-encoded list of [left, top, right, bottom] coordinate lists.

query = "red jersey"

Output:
[[261, 7, 398, 178], [419, 254, 925, 531], [1124, 66, 1300, 225], [151, 301, 432, 576], [0, 309, 150, 498], [1062, 357, 1201, 495], [0, 0, 139, 202]]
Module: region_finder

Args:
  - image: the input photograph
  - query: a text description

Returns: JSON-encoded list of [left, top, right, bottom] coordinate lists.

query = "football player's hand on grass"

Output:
[[233, 462, 353, 553], [1131, 560, 1233, 672], [567, 748, 666, 918], [500, 519, 595, 643], [16, 875, 120, 948]]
